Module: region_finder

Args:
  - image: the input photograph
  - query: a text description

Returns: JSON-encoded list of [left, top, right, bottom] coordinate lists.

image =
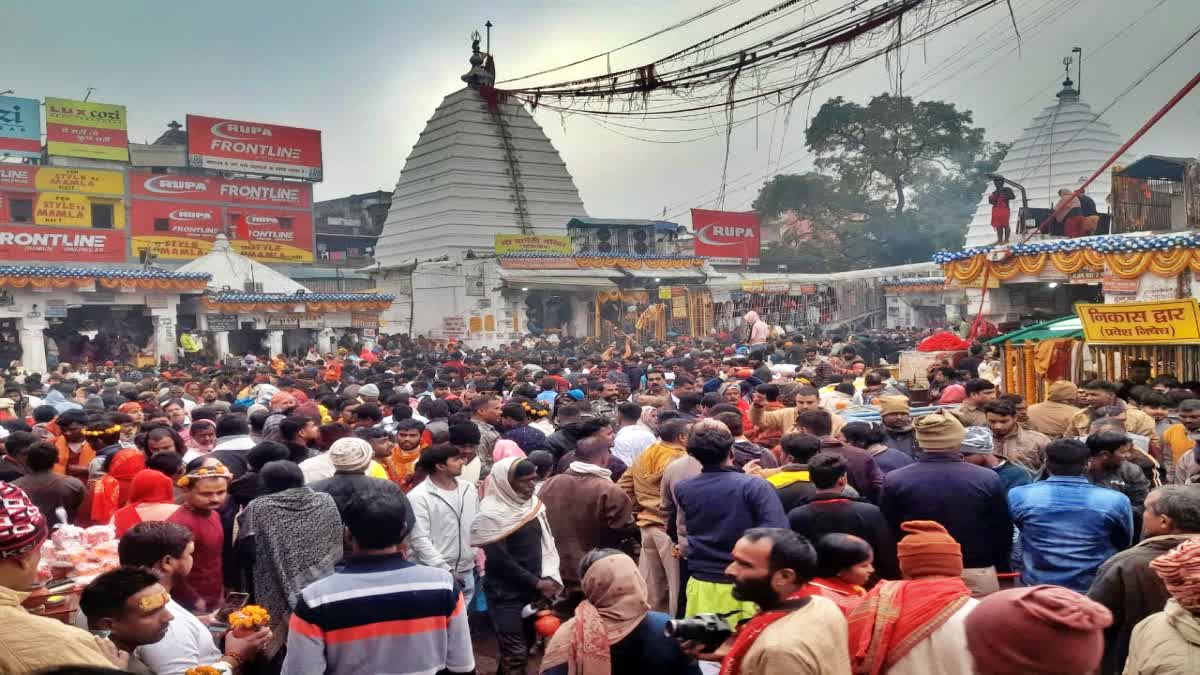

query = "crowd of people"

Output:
[[0, 330, 1198, 675]]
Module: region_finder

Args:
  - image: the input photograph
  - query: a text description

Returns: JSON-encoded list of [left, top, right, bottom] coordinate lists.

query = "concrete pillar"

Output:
[[213, 331, 230, 362], [317, 329, 334, 355], [18, 316, 48, 375], [152, 315, 177, 364], [266, 330, 284, 357]]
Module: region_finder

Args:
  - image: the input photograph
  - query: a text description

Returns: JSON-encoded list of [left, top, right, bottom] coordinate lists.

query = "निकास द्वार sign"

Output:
[[1076, 299, 1200, 344]]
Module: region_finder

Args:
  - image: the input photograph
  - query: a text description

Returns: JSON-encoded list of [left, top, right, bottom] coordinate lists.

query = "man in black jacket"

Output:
[[788, 452, 897, 579]]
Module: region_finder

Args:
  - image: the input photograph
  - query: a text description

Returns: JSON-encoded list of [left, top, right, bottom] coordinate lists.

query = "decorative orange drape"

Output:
[[0, 276, 206, 291], [943, 248, 1200, 283]]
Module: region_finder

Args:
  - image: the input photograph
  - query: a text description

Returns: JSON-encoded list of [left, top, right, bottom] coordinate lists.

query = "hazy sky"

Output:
[[6, 0, 1200, 228]]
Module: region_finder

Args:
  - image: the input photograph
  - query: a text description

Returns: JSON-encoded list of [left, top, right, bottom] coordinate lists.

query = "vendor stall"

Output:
[[986, 316, 1084, 404]]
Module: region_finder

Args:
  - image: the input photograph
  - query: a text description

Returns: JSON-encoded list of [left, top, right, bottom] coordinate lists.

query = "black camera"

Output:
[[664, 613, 733, 651]]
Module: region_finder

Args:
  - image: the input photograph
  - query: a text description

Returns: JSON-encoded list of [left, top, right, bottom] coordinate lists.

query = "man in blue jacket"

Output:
[[674, 422, 788, 625], [1009, 437, 1133, 592], [879, 411, 1011, 596]]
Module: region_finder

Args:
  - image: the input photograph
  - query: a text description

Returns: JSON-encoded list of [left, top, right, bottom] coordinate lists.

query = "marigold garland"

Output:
[[228, 605, 270, 631], [942, 247, 1200, 283]]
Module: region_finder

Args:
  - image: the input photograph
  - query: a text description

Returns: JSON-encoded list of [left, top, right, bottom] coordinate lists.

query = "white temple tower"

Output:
[[962, 74, 1126, 248], [373, 37, 588, 266]]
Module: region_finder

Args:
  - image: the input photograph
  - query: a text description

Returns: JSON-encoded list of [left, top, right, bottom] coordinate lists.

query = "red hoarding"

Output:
[[0, 165, 36, 191], [129, 171, 313, 209], [227, 207, 314, 263], [691, 209, 761, 265], [0, 225, 125, 262], [187, 115, 323, 180], [130, 201, 314, 263]]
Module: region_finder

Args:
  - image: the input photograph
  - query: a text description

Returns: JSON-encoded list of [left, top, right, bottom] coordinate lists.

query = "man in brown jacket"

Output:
[[1027, 380, 1081, 438], [539, 434, 637, 608], [617, 418, 691, 614], [984, 399, 1051, 473], [750, 385, 844, 441], [1087, 485, 1200, 674], [1068, 380, 1157, 440]]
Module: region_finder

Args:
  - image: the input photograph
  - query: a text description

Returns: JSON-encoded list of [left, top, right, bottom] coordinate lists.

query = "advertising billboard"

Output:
[[691, 209, 761, 265], [228, 208, 315, 263], [45, 97, 130, 161], [130, 201, 223, 260], [0, 225, 126, 262], [0, 96, 42, 159], [0, 167, 126, 228], [130, 201, 314, 263], [129, 171, 312, 208], [35, 167, 125, 195], [187, 115, 322, 180]]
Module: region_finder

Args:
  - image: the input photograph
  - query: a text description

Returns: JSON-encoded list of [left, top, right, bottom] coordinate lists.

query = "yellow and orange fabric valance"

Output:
[[943, 248, 1200, 283], [0, 267, 210, 291]]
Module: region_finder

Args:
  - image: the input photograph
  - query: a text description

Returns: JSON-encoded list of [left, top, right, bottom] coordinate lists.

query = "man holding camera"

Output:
[[678, 528, 851, 674]]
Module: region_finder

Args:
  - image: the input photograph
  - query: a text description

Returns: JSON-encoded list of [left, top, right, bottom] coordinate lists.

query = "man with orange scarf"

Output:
[[846, 521, 976, 675], [52, 410, 95, 479], [373, 420, 425, 491], [681, 528, 850, 675]]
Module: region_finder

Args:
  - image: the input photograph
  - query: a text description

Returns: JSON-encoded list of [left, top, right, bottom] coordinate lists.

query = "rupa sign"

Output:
[[690, 209, 761, 265]]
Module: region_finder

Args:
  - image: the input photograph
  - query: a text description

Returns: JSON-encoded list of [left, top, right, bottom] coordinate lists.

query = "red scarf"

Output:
[[720, 590, 813, 675], [846, 578, 971, 675]]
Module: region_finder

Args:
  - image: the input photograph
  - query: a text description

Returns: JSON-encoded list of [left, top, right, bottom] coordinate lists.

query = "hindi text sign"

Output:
[[1076, 299, 1200, 344]]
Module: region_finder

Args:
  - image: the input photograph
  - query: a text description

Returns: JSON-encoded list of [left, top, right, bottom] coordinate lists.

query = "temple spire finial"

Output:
[[1056, 54, 1079, 102], [461, 28, 495, 88]]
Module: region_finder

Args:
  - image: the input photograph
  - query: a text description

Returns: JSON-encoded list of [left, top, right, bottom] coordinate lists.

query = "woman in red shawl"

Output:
[[112, 469, 179, 537], [80, 448, 147, 526]]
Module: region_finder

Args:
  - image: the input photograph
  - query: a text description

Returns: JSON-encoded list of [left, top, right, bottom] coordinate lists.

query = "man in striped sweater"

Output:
[[282, 480, 475, 675]]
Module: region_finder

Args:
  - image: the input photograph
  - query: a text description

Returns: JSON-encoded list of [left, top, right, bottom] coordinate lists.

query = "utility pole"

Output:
[[485, 20, 492, 56]]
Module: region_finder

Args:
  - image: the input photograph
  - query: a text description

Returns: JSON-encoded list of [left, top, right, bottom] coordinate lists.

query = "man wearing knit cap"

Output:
[[878, 396, 918, 459], [959, 426, 1033, 494], [966, 585, 1112, 675], [1125, 538, 1200, 672], [1027, 380, 1082, 438], [1008, 438, 1133, 592], [357, 383, 380, 404], [879, 411, 1011, 596], [0, 482, 122, 671], [847, 520, 977, 675], [309, 437, 396, 518]]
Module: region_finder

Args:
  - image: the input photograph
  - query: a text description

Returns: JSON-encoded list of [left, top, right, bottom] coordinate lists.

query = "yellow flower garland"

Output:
[[942, 248, 1200, 283]]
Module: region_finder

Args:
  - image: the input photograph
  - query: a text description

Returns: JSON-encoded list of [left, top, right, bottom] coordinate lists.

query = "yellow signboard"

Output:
[[1077, 299, 1200, 344], [494, 234, 572, 255], [33, 193, 124, 228], [45, 97, 130, 161], [740, 280, 765, 292], [34, 167, 124, 196]]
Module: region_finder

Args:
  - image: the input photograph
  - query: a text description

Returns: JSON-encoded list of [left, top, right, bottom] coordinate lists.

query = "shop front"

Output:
[[0, 267, 210, 372], [191, 292, 393, 360]]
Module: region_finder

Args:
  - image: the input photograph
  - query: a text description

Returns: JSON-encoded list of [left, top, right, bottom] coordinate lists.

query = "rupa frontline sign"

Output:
[[187, 114, 323, 180], [129, 171, 313, 209], [690, 208, 761, 265], [0, 225, 125, 262]]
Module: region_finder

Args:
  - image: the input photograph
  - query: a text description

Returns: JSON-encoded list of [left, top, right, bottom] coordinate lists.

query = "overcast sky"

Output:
[[5, 0, 1199, 228]]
